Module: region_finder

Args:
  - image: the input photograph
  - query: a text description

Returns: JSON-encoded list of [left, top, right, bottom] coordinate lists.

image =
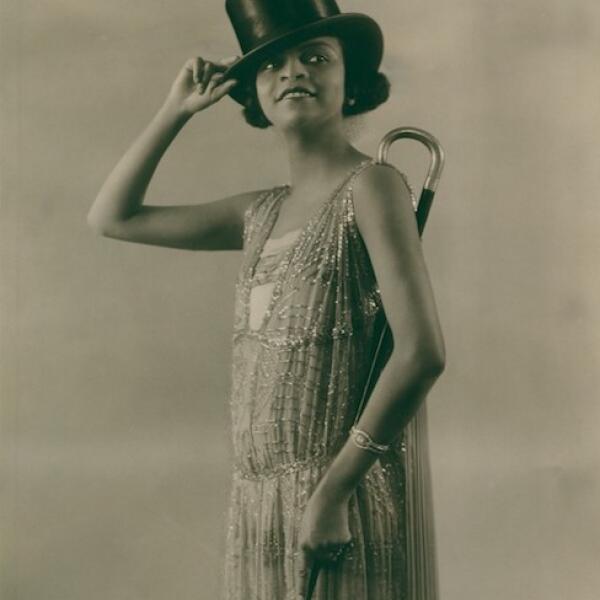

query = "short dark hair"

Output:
[[238, 40, 391, 129]]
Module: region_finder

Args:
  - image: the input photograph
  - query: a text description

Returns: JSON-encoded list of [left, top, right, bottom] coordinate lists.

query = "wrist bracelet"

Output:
[[350, 426, 391, 455]]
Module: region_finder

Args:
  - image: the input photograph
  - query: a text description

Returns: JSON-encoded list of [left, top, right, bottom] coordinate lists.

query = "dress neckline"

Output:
[[245, 158, 375, 334], [264, 158, 374, 256]]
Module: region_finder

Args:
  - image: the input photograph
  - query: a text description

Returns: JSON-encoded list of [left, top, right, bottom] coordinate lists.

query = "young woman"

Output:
[[88, 2, 446, 598]]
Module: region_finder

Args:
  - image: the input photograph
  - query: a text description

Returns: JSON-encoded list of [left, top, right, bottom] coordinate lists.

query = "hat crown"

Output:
[[223, 0, 384, 106], [226, 0, 342, 53]]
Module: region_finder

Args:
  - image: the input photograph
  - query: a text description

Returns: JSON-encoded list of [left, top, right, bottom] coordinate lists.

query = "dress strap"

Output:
[[341, 159, 418, 211], [342, 158, 417, 210], [342, 158, 377, 191], [242, 187, 288, 247]]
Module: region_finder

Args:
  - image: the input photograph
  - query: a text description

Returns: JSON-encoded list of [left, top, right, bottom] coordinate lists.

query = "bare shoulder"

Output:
[[176, 186, 269, 250], [224, 187, 268, 217], [351, 163, 417, 243], [212, 187, 268, 229]]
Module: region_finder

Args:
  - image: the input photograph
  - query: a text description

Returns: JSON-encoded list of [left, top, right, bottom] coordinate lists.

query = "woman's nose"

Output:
[[279, 55, 308, 80]]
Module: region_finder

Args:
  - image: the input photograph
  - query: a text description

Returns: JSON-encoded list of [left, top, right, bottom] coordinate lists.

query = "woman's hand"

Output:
[[297, 488, 352, 599], [163, 56, 239, 118]]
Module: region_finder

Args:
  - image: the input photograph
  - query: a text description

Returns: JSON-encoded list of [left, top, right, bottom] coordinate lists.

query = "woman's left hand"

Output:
[[297, 488, 352, 598]]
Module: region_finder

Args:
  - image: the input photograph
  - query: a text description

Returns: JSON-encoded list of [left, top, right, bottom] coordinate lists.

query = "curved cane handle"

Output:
[[376, 127, 445, 237], [377, 126, 445, 192]]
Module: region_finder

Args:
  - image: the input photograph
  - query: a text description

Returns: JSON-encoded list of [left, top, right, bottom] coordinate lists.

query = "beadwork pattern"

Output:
[[223, 159, 417, 600]]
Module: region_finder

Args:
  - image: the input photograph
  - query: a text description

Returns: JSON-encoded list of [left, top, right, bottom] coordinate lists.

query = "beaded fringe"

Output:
[[404, 400, 440, 600]]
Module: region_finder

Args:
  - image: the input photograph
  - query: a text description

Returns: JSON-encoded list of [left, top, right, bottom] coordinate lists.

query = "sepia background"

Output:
[[1, 1, 599, 599]]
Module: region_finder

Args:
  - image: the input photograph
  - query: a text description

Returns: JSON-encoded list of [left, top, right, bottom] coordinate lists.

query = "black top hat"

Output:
[[223, 0, 384, 105]]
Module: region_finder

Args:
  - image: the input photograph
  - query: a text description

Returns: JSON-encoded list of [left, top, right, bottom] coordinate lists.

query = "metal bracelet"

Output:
[[350, 426, 390, 455]]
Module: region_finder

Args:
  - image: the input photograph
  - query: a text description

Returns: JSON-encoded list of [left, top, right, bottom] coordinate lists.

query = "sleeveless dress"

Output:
[[223, 159, 440, 600]]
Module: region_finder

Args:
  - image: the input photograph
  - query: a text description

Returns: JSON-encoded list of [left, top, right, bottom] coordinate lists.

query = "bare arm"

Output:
[[86, 56, 258, 251], [315, 164, 446, 500]]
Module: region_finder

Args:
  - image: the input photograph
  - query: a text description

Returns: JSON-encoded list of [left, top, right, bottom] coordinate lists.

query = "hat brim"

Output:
[[222, 13, 383, 105]]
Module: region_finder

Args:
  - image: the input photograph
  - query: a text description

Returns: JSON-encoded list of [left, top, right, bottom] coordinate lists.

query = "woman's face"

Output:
[[254, 36, 346, 131]]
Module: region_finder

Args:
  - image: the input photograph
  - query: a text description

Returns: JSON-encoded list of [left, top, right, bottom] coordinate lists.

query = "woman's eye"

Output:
[[306, 53, 328, 64], [259, 58, 280, 71], [259, 52, 328, 72]]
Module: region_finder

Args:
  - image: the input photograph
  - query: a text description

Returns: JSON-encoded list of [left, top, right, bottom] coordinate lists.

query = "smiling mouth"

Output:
[[278, 87, 316, 101]]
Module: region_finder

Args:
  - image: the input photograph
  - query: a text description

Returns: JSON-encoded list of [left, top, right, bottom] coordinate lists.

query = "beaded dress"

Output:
[[223, 159, 440, 600]]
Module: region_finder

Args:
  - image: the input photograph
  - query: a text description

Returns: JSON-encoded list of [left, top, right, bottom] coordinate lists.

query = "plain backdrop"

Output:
[[1, 1, 599, 599]]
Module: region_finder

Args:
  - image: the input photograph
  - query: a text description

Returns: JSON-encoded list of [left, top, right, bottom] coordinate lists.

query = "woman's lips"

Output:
[[277, 87, 316, 101], [283, 92, 314, 100]]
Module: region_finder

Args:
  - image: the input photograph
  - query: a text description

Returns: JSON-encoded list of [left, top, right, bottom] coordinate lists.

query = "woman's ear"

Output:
[[343, 80, 359, 113]]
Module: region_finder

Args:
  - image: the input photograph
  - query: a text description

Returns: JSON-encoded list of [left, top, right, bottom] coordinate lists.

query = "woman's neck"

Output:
[[280, 120, 366, 189]]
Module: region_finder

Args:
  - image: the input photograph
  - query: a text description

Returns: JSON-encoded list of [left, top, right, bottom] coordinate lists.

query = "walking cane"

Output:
[[304, 127, 446, 600]]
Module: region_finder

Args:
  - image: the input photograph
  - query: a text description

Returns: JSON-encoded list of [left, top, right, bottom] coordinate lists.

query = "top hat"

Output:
[[223, 0, 384, 105]]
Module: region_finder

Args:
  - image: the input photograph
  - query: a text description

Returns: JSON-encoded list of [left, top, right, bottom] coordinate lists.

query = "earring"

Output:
[[346, 97, 356, 107]]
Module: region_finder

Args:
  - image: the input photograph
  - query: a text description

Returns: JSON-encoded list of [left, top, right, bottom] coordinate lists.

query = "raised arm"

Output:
[[87, 56, 260, 251]]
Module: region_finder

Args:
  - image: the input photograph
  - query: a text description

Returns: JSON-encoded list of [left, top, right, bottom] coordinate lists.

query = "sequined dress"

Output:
[[223, 159, 440, 600]]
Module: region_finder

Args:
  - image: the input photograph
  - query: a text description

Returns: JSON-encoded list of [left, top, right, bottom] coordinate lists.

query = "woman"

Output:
[[88, 1, 446, 598]]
